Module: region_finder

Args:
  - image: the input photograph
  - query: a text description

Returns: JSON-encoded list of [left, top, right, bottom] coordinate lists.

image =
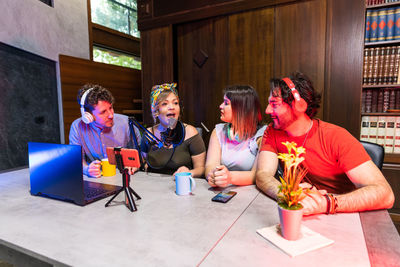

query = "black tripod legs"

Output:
[[105, 187, 123, 207], [124, 186, 137, 212], [105, 185, 141, 212], [129, 187, 141, 200]]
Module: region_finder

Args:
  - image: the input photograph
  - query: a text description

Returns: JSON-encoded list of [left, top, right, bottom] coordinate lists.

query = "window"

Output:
[[93, 45, 141, 70], [91, 0, 139, 38]]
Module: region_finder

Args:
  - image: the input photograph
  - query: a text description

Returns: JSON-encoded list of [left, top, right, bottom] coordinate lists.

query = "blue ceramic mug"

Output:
[[175, 172, 196, 195]]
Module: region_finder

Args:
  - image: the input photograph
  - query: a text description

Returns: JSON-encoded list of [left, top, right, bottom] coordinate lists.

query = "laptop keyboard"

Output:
[[84, 186, 110, 199]]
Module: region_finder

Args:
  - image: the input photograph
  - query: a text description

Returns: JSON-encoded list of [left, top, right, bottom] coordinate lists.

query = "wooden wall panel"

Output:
[[324, 0, 364, 137], [228, 8, 274, 117], [177, 17, 229, 143], [274, 0, 327, 119], [140, 26, 174, 124], [140, 0, 365, 137], [59, 55, 141, 143], [138, 0, 297, 31]]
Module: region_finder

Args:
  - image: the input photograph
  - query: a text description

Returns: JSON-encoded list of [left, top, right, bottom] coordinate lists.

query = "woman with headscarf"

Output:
[[141, 83, 206, 177]]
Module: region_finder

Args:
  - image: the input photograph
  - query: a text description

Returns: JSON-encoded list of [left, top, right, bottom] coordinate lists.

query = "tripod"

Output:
[[105, 149, 141, 212]]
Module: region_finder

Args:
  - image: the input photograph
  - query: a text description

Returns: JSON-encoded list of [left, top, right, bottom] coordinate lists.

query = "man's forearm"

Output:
[[336, 183, 394, 213], [256, 170, 281, 200]]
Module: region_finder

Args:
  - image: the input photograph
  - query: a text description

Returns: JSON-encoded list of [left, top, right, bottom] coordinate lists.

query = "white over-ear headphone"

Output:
[[80, 88, 94, 124]]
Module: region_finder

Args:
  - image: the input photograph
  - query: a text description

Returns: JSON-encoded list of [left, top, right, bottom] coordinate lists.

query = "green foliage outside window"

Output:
[[93, 46, 141, 70], [91, 0, 139, 38]]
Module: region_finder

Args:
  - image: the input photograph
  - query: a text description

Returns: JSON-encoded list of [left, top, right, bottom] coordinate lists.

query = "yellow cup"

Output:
[[101, 158, 116, 177]]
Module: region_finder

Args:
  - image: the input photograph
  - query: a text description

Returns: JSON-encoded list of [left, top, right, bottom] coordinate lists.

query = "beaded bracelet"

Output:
[[331, 194, 338, 214], [325, 194, 338, 214], [324, 194, 331, 215]]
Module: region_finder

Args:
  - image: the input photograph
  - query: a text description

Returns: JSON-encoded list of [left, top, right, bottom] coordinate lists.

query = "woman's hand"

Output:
[[211, 165, 232, 188], [206, 169, 218, 187], [173, 166, 191, 177]]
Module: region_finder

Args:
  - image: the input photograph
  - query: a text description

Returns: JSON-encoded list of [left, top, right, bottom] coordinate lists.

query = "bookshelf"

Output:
[[365, 40, 400, 46], [362, 0, 400, 164]]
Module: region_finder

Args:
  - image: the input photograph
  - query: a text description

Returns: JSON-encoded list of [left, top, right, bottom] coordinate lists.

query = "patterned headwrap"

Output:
[[150, 83, 178, 117]]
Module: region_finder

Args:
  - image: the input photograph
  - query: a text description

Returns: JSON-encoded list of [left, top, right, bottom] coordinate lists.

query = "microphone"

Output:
[[167, 117, 178, 134], [162, 118, 178, 147]]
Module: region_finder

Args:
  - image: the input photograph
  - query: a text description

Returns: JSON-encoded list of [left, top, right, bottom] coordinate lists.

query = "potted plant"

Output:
[[277, 141, 308, 241]]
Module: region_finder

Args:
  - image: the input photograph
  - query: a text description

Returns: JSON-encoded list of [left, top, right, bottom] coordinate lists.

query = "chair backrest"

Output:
[[360, 141, 384, 170]]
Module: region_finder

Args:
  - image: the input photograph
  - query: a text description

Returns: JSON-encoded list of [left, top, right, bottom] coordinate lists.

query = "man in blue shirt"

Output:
[[69, 84, 141, 177]]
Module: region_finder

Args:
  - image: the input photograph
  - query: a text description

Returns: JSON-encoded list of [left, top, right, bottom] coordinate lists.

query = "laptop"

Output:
[[28, 142, 121, 206]]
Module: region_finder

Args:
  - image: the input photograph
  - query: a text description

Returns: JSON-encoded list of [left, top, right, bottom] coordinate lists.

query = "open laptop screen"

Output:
[[28, 142, 85, 204]]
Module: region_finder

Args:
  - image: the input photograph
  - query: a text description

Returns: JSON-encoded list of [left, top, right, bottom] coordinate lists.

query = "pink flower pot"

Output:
[[278, 204, 303, 241]]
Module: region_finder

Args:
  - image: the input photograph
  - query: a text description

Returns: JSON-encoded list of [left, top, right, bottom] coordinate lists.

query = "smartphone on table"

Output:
[[211, 191, 237, 203]]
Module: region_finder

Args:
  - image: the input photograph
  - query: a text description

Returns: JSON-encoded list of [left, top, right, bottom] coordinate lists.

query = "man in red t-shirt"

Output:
[[256, 72, 394, 215]]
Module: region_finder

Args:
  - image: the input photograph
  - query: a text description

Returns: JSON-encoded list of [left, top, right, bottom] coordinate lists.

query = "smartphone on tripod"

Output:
[[106, 147, 140, 168], [105, 147, 141, 212]]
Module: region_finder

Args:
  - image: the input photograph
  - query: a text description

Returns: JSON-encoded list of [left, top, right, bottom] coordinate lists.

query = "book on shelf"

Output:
[[388, 46, 397, 84], [362, 90, 366, 113], [377, 116, 386, 147], [387, 7, 396, 41], [395, 46, 400, 83], [377, 9, 388, 42], [370, 10, 379, 42], [365, 6, 400, 43], [362, 46, 400, 85], [366, 1, 400, 6], [390, 88, 396, 109], [372, 47, 381, 84], [385, 116, 396, 153], [364, 89, 373, 113], [363, 48, 371, 85], [374, 88, 381, 112], [395, 7, 400, 40], [377, 46, 386, 84], [361, 115, 400, 154], [383, 46, 391, 83], [367, 48, 377, 84], [362, 87, 400, 113], [394, 116, 400, 153], [383, 88, 390, 112], [361, 116, 370, 141], [365, 9, 372, 43], [396, 89, 400, 109], [369, 116, 379, 143]]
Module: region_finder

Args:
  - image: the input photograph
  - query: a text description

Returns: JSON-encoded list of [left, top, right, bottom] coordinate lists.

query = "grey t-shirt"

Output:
[[215, 123, 267, 171]]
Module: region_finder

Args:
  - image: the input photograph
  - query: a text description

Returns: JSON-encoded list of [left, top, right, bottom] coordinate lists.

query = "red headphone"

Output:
[[282, 77, 308, 113]]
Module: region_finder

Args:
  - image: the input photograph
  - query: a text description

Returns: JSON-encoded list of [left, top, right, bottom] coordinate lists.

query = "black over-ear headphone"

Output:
[[80, 88, 94, 124], [282, 77, 308, 113]]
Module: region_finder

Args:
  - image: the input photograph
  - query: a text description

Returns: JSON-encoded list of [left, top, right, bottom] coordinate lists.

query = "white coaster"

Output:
[[257, 224, 334, 257]]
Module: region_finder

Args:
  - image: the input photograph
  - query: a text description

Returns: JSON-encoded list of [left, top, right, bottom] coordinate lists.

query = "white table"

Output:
[[0, 168, 399, 266]]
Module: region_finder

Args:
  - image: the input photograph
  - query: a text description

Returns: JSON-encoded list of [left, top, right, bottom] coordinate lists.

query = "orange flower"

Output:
[[277, 142, 308, 209]]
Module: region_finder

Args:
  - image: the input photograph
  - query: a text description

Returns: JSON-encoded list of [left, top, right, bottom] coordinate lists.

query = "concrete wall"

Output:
[[0, 0, 90, 142], [0, 0, 90, 61], [0, 0, 90, 170]]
